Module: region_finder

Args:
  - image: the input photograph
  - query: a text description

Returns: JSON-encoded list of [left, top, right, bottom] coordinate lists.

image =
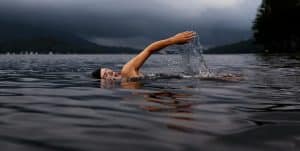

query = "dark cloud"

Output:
[[0, 0, 261, 48]]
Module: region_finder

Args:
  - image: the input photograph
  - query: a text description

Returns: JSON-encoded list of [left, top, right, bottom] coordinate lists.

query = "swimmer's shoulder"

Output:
[[121, 69, 144, 79]]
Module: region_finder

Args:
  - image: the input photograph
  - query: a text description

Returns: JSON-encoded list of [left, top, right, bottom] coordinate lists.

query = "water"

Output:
[[178, 35, 214, 78], [0, 54, 300, 151]]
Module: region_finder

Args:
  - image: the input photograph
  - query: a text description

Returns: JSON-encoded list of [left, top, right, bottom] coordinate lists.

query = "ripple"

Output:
[[0, 54, 299, 151]]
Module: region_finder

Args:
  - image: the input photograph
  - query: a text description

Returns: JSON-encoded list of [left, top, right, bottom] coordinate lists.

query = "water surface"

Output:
[[0, 54, 299, 151]]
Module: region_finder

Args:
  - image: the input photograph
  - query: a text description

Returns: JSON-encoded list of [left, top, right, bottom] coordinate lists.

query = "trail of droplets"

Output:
[[179, 33, 215, 78]]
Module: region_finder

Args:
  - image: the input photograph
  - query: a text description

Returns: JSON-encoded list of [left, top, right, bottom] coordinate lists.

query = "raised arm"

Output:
[[121, 31, 196, 78]]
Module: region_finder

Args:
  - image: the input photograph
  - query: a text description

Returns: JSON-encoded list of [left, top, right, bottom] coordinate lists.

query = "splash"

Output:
[[178, 33, 214, 78]]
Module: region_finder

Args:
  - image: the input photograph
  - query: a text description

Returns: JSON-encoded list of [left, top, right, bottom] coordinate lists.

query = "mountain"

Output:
[[205, 39, 264, 54], [0, 22, 138, 54]]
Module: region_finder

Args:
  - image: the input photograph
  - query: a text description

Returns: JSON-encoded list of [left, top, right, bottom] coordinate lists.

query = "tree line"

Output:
[[253, 0, 300, 52]]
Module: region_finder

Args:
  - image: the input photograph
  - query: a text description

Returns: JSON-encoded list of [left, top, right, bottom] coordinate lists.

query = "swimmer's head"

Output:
[[101, 68, 122, 80], [92, 68, 121, 80]]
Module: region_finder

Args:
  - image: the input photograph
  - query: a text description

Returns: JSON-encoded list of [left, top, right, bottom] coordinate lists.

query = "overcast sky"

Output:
[[0, 0, 262, 48]]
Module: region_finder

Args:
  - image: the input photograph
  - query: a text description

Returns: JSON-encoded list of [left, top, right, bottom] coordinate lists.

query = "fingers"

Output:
[[183, 31, 197, 35], [183, 31, 195, 34], [185, 37, 194, 42], [172, 31, 198, 45], [180, 36, 195, 44], [182, 31, 197, 38], [184, 31, 197, 40], [183, 31, 192, 34], [175, 31, 197, 38]]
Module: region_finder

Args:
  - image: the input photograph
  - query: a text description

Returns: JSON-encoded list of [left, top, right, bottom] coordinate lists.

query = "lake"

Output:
[[0, 54, 299, 151]]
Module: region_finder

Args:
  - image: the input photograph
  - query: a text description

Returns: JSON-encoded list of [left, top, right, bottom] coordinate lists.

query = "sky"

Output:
[[0, 0, 262, 48]]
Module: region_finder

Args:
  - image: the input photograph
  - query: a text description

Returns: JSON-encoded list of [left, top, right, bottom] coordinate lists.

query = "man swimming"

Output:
[[92, 31, 197, 80]]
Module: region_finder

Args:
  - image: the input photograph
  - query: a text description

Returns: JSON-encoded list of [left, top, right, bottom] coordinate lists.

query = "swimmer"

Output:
[[92, 31, 197, 80]]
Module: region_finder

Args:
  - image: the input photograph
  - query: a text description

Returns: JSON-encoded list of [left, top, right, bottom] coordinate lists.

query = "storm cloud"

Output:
[[0, 0, 261, 48]]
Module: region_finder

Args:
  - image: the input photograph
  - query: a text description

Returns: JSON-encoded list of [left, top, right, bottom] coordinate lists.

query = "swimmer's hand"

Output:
[[169, 31, 197, 45]]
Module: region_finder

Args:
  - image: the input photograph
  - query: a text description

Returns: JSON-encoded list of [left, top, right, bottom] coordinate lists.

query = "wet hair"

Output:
[[92, 67, 101, 79]]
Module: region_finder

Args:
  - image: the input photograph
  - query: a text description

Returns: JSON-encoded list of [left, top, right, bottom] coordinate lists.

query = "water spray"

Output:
[[179, 32, 214, 78]]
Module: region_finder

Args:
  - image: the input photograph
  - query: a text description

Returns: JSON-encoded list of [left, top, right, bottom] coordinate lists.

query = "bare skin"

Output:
[[120, 31, 196, 78]]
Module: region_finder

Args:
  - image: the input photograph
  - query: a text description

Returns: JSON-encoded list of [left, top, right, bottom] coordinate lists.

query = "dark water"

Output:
[[0, 54, 300, 151]]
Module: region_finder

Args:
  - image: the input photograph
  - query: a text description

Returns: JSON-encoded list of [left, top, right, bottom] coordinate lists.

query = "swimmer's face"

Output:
[[101, 68, 122, 80]]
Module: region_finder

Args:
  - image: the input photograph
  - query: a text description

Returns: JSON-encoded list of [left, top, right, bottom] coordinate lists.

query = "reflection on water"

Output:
[[133, 90, 193, 112], [0, 54, 300, 151]]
